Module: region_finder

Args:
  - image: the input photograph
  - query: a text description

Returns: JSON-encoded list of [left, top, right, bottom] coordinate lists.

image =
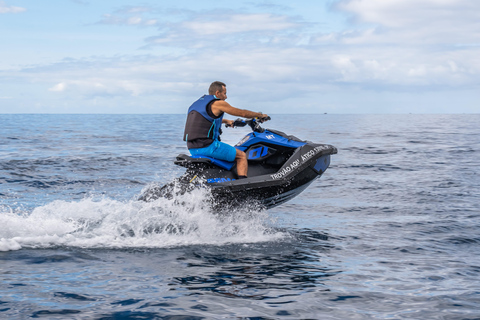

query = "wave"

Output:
[[0, 187, 285, 252]]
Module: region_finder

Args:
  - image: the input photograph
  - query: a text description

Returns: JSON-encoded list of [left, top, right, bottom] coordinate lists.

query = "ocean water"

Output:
[[1, 114, 479, 319]]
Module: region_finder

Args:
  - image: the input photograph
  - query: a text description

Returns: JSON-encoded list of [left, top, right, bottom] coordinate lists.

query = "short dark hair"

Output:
[[209, 81, 226, 95]]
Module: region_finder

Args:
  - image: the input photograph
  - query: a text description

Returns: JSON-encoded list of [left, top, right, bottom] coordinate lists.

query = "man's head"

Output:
[[209, 81, 227, 100]]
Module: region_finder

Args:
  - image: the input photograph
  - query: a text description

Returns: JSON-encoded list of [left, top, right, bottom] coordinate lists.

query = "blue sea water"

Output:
[[1, 114, 479, 319]]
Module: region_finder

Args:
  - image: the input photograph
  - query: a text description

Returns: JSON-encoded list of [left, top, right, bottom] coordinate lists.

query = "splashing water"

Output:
[[0, 186, 286, 252]]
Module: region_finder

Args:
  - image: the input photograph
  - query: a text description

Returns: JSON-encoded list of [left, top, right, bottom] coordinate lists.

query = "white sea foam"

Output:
[[0, 188, 285, 252]]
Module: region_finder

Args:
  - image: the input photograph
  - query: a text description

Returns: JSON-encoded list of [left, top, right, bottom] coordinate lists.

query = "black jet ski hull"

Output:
[[140, 143, 335, 210], [209, 154, 331, 209]]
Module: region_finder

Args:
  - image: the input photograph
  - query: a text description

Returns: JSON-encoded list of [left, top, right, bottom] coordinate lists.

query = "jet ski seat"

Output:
[[174, 154, 235, 171]]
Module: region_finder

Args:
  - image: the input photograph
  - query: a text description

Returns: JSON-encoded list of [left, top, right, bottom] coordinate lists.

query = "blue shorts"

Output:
[[189, 140, 237, 162]]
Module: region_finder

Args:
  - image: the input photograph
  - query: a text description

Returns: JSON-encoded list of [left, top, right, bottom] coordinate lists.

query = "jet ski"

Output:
[[139, 117, 337, 209]]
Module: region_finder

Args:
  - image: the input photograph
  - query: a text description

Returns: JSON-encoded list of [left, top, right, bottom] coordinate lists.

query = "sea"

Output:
[[1, 114, 479, 319]]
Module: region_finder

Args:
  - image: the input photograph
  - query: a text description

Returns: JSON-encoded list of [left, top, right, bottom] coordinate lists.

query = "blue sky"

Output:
[[0, 0, 479, 114]]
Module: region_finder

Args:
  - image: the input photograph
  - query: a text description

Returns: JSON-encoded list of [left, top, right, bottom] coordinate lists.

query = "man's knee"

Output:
[[236, 150, 246, 161]]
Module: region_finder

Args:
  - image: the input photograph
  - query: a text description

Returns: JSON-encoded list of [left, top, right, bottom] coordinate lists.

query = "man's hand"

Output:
[[257, 114, 270, 123], [223, 119, 235, 127]]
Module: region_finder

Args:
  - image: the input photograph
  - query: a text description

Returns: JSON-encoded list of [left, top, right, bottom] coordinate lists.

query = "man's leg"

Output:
[[235, 149, 248, 177], [192, 141, 247, 177]]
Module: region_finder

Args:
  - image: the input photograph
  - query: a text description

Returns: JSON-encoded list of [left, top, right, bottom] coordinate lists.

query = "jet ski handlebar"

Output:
[[227, 116, 271, 133]]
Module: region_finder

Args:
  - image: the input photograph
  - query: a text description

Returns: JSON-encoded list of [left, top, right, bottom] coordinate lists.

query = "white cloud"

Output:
[[30, 40, 475, 103], [0, 1, 26, 13], [100, 13, 158, 26], [122, 6, 152, 14], [126, 16, 143, 25], [337, 0, 480, 44], [183, 13, 297, 35], [144, 12, 303, 51], [144, 19, 157, 26], [339, 0, 475, 27], [99, 5, 160, 27], [49, 82, 67, 92]]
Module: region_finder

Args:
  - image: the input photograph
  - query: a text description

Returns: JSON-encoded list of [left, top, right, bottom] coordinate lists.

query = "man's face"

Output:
[[216, 86, 227, 100]]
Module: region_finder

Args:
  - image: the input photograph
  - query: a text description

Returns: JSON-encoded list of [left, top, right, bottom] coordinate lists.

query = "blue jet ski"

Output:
[[139, 117, 337, 209]]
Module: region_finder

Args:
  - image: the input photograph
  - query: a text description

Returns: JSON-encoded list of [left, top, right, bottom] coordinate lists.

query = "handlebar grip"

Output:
[[232, 119, 247, 127], [257, 116, 271, 123]]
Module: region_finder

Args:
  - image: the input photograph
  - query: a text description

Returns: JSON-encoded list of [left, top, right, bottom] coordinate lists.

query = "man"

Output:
[[183, 81, 269, 179]]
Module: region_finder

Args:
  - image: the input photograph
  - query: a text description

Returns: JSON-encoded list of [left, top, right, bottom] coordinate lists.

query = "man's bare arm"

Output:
[[212, 101, 266, 118]]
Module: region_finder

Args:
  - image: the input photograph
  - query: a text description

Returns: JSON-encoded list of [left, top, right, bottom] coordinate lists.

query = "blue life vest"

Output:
[[183, 95, 224, 144]]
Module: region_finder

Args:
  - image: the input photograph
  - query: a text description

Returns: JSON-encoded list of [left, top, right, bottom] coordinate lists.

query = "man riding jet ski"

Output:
[[139, 84, 337, 208], [183, 81, 269, 180]]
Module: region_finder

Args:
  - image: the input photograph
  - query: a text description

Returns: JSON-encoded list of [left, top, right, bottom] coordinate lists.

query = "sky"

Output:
[[0, 0, 479, 114]]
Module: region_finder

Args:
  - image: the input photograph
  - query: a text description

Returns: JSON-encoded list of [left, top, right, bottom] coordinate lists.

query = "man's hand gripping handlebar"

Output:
[[225, 116, 271, 128]]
